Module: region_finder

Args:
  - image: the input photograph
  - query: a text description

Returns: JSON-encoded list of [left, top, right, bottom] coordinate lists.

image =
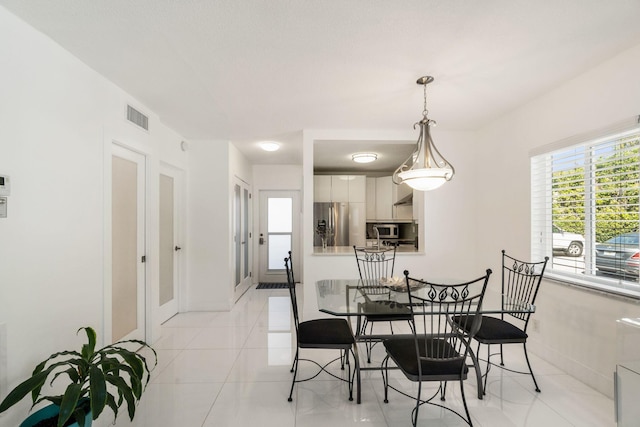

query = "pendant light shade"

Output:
[[393, 76, 455, 191]]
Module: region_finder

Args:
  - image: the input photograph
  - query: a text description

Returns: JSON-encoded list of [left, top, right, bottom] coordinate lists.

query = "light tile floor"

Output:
[[113, 285, 615, 427]]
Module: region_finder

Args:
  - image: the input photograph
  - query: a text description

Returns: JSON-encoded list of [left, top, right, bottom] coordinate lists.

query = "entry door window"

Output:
[[268, 197, 292, 270]]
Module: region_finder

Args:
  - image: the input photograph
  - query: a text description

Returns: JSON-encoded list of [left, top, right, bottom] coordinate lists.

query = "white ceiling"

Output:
[[3, 0, 640, 168]]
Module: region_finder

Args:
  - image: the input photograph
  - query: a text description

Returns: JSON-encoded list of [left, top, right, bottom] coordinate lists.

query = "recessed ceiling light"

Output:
[[352, 153, 378, 163], [259, 141, 280, 152]]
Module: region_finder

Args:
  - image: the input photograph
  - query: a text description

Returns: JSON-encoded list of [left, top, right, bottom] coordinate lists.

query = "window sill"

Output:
[[545, 271, 640, 302]]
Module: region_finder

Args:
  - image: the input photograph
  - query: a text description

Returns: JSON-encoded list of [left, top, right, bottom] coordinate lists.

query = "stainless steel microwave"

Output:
[[374, 224, 399, 239]]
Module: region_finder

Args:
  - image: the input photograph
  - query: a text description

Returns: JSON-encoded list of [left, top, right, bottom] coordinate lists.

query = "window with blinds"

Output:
[[531, 125, 640, 298]]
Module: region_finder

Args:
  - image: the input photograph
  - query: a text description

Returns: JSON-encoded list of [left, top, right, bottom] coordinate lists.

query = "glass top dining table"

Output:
[[316, 279, 535, 317], [315, 279, 536, 403]]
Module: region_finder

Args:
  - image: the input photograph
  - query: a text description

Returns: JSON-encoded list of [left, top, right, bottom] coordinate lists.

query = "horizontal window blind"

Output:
[[531, 125, 640, 298]]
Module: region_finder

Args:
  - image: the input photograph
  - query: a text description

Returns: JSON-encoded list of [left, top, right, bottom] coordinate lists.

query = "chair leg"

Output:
[[440, 381, 447, 401], [382, 356, 390, 403], [345, 348, 353, 401], [467, 343, 483, 399], [288, 349, 300, 402], [482, 343, 490, 395], [460, 378, 473, 427], [499, 343, 504, 366], [290, 348, 298, 373], [523, 343, 541, 392], [412, 381, 422, 427], [366, 322, 374, 363], [352, 343, 361, 404]]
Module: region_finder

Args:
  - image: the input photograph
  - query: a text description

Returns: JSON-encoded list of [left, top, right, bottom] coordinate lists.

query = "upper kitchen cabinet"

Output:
[[366, 176, 413, 220], [374, 176, 393, 220], [348, 175, 366, 203], [315, 175, 365, 203], [365, 178, 376, 218], [331, 176, 349, 202], [314, 176, 332, 202]]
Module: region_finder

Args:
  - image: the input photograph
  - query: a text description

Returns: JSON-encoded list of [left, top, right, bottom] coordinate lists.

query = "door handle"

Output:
[[175, 246, 182, 251], [259, 237, 264, 245]]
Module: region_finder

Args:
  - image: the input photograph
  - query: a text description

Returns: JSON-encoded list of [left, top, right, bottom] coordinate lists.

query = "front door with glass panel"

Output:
[[259, 191, 300, 283]]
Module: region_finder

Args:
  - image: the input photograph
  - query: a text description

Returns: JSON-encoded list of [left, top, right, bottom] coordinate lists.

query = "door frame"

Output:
[[258, 190, 301, 283], [159, 163, 184, 322]]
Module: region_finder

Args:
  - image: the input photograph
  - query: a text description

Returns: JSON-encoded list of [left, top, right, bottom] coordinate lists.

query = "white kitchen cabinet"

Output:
[[314, 176, 331, 202], [375, 176, 393, 220], [366, 178, 376, 219], [330, 176, 349, 202], [349, 202, 366, 246], [348, 175, 366, 203]]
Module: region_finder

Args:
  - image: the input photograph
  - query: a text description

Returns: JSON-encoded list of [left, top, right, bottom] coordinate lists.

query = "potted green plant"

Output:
[[0, 326, 157, 427]]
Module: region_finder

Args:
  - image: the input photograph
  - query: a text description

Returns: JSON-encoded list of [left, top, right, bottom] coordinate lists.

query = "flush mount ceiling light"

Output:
[[352, 153, 378, 163], [259, 141, 280, 152], [392, 76, 455, 191]]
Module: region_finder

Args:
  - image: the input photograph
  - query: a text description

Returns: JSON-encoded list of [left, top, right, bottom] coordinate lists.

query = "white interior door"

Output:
[[159, 165, 182, 322], [233, 178, 252, 300], [111, 144, 146, 342], [258, 191, 300, 283]]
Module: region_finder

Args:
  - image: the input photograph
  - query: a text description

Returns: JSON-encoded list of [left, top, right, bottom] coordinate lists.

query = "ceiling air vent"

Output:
[[126, 105, 149, 131]]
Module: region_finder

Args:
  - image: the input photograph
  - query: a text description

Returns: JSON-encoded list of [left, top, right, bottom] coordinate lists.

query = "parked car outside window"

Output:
[[552, 225, 585, 257], [595, 233, 640, 281]]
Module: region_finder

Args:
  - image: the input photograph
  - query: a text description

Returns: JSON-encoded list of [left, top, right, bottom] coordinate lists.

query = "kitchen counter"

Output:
[[313, 245, 421, 255]]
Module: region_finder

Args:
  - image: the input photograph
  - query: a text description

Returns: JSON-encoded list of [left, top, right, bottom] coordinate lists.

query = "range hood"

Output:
[[394, 193, 413, 206]]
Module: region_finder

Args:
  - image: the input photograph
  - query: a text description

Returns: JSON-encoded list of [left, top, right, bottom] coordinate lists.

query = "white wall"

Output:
[[475, 43, 640, 397], [186, 140, 231, 310], [185, 141, 253, 310], [0, 7, 186, 425]]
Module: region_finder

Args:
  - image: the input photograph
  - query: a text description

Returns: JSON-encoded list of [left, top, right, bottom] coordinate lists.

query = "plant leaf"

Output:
[[57, 383, 82, 427], [0, 370, 48, 413], [106, 375, 136, 420], [103, 393, 118, 422], [79, 327, 97, 361], [89, 365, 107, 419]]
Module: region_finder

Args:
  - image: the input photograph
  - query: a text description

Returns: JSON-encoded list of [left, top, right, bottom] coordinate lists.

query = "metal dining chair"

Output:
[[454, 250, 549, 395], [382, 269, 492, 426], [353, 245, 412, 363], [285, 251, 359, 402]]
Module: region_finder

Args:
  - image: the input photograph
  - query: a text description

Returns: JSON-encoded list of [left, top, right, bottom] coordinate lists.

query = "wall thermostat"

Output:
[[0, 175, 9, 197]]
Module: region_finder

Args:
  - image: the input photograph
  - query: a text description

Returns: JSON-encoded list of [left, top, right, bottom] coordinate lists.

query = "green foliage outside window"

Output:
[[552, 136, 639, 243]]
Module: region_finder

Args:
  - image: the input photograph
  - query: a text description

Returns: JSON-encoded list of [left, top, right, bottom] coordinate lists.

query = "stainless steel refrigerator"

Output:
[[313, 202, 349, 246]]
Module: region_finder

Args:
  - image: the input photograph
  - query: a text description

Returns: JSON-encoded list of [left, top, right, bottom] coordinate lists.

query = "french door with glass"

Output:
[[234, 178, 252, 300]]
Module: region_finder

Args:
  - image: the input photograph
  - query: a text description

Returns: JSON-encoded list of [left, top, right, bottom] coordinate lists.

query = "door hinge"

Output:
[[141, 255, 146, 263], [249, 272, 252, 277]]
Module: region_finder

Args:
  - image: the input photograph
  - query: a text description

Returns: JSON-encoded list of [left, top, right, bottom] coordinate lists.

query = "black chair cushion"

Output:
[[454, 315, 527, 343], [361, 300, 412, 322], [383, 336, 468, 379], [298, 318, 355, 347]]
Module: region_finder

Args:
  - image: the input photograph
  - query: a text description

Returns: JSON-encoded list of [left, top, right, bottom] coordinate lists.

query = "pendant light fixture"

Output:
[[392, 76, 454, 191]]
